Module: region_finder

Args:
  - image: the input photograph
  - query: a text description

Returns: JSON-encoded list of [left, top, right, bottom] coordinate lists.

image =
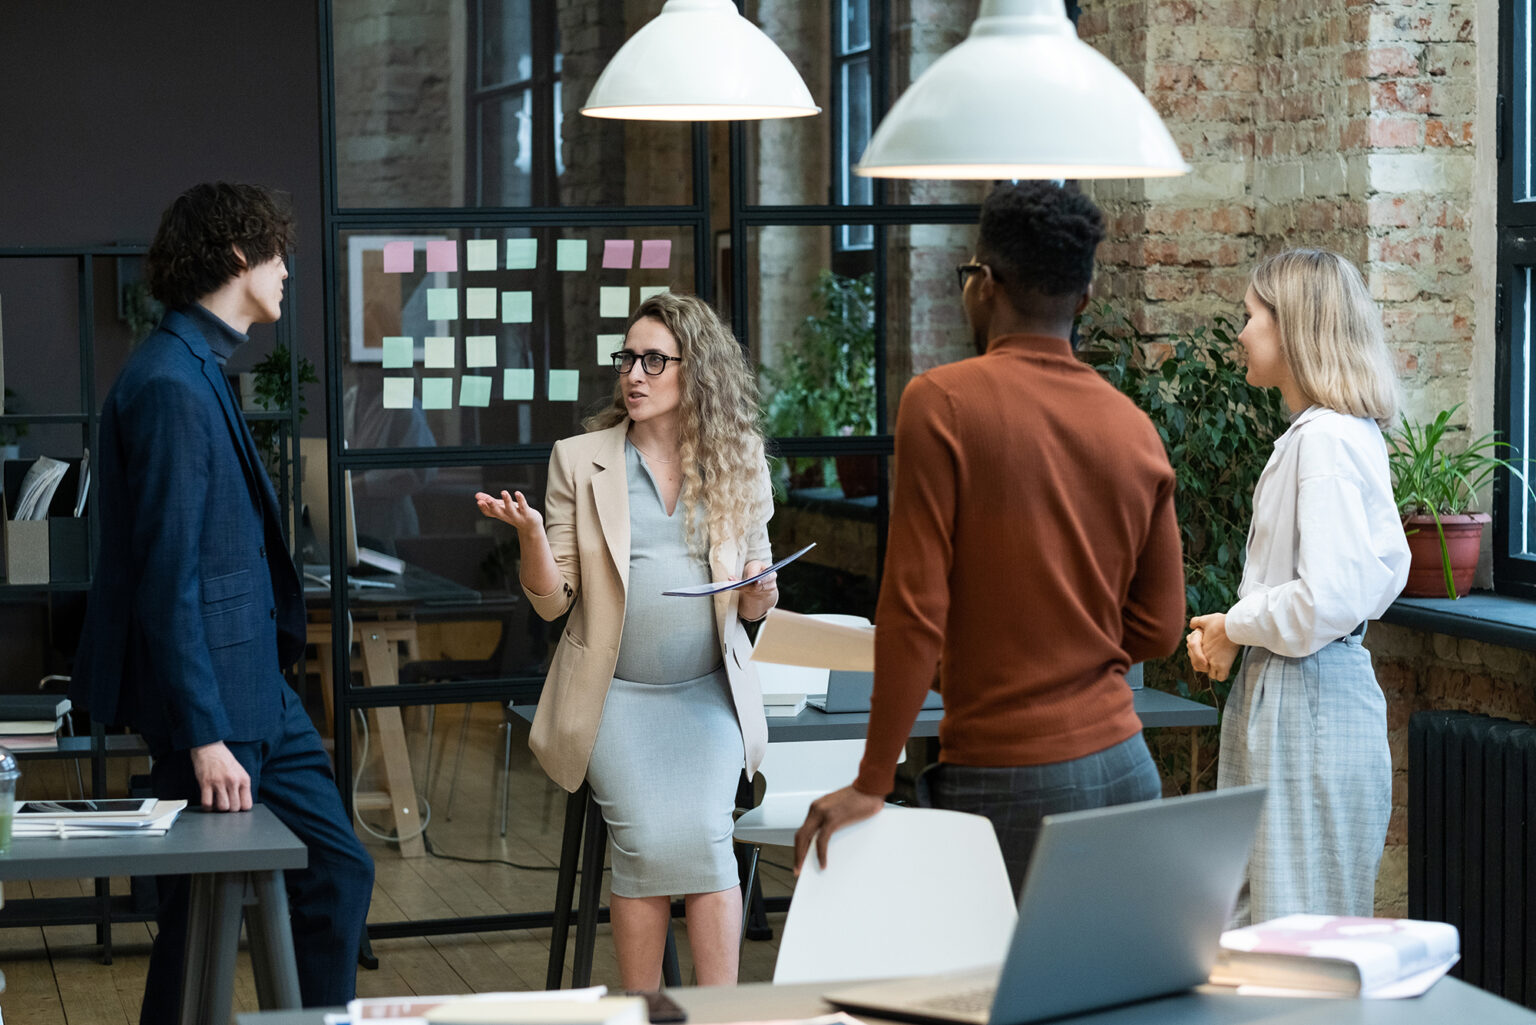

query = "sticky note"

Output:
[[603, 239, 635, 269], [503, 368, 535, 401], [427, 288, 458, 321], [466, 335, 497, 368], [600, 286, 631, 318], [597, 333, 624, 366], [640, 239, 671, 269], [466, 239, 498, 271], [549, 369, 580, 402], [461, 375, 493, 408], [506, 238, 538, 269], [502, 290, 533, 323], [638, 285, 669, 302], [466, 287, 498, 320], [421, 377, 454, 410], [424, 336, 455, 369], [382, 377, 414, 409], [426, 240, 458, 273], [382, 241, 414, 273], [556, 239, 587, 271], [382, 336, 414, 369]]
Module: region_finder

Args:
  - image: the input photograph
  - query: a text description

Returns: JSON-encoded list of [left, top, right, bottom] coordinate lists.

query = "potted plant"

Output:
[[764, 271, 878, 496], [1387, 404, 1527, 599]]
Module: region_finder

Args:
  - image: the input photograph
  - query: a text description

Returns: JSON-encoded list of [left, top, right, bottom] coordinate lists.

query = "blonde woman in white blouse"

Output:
[[1186, 249, 1410, 925]]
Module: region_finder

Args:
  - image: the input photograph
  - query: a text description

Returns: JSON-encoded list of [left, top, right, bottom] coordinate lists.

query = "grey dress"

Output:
[[583, 441, 745, 897]]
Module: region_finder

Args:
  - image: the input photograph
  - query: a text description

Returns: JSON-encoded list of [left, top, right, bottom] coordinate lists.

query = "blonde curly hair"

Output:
[[585, 292, 769, 551]]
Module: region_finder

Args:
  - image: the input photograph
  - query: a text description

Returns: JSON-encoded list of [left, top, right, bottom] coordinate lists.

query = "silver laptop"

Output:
[[824, 785, 1265, 1025], [806, 670, 944, 713]]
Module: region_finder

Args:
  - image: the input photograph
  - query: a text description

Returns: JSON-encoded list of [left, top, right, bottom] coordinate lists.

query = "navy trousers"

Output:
[[141, 687, 374, 1024]]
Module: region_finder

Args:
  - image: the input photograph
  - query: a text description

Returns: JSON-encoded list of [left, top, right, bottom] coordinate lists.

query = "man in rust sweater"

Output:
[[794, 182, 1185, 896]]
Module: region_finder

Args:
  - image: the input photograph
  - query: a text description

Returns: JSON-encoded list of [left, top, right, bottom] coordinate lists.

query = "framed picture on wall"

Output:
[[346, 234, 451, 363]]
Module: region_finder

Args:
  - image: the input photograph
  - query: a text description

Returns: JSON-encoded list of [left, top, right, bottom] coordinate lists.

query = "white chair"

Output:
[[772, 806, 1017, 984]]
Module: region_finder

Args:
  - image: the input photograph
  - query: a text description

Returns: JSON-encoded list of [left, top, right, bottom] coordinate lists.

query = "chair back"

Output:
[[773, 806, 1017, 984]]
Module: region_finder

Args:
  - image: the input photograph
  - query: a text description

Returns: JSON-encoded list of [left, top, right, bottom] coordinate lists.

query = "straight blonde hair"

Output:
[[1249, 248, 1400, 427], [586, 292, 769, 552]]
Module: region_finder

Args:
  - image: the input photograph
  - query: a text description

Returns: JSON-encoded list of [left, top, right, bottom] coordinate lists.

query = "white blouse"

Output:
[[1224, 406, 1410, 658]]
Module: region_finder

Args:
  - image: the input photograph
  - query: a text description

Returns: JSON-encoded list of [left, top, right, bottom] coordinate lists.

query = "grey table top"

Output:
[[0, 803, 306, 880], [237, 976, 1536, 1025]]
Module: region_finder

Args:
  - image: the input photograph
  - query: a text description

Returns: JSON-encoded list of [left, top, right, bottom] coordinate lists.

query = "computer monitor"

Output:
[[299, 436, 359, 569]]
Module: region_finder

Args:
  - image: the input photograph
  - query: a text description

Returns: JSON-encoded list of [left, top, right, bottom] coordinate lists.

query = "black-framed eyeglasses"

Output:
[[956, 262, 999, 291], [610, 351, 683, 376]]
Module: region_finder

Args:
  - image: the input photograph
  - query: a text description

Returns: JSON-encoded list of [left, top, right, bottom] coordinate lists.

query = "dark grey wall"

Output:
[[0, 1, 327, 408]]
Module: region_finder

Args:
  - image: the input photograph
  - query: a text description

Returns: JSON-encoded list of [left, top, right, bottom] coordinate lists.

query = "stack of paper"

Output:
[[13, 799, 187, 839], [12, 455, 68, 520], [345, 986, 637, 1024], [1209, 914, 1461, 998]]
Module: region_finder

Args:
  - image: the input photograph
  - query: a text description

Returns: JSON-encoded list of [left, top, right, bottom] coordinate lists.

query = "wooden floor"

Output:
[[0, 703, 797, 1024]]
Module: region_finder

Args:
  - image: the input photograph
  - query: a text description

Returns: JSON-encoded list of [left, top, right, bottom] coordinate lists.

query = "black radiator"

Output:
[[1409, 710, 1536, 1008]]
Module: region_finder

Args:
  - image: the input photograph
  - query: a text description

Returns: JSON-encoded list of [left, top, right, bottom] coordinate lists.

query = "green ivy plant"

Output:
[[1081, 302, 1289, 791], [248, 344, 319, 484]]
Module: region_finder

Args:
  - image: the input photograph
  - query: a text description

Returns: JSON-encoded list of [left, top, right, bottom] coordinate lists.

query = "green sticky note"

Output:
[[600, 286, 630, 318], [466, 287, 498, 320], [382, 336, 414, 369], [556, 239, 587, 271], [426, 288, 458, 321], [466, 335, 497, 368], [381, 377, 414, 409], [460, 375, 492, 408], [502, 290, 533, 323], [424, 336, 455, 369], [466, 239, 498, 272], [506, 238, 538, 269], [638, 285, 669, 302], [548, 369, 580, 402], [596, 333, 624, 366], [503, 368, 535, 401], [421, 377, 454, 410]]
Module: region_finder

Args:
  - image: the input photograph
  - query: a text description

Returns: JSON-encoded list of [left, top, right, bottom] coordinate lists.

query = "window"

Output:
[[467, 0, 561, 207], [832, 0, 874, 250]]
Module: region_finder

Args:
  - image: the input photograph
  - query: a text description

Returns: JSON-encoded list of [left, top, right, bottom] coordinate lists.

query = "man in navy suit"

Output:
[[72, 182, 373, 1023]]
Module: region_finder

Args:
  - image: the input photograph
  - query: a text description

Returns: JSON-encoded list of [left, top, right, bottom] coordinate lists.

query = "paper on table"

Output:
[[347, 985, 608, 1022], [750, 607, 874, 671], [661, 542, 815, 597]]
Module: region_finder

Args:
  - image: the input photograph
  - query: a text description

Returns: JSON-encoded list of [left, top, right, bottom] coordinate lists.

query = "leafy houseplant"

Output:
[[764, 271, 878, 495], [1387, 404, 1526, 599], [247, 344, 319, 486], [1081, 303, 1289, 791]]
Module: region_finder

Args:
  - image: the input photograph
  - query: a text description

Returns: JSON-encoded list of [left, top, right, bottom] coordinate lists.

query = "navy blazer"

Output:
[[72, 310, 305, 752]]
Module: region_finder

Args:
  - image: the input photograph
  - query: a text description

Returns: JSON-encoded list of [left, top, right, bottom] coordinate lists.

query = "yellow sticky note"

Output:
[[424, 336, 456, 369], [382, 377, 414, 409], [466, 335, 497, 368], [466, 287, 498, 320], [502, 291, 533, 323], [382, 336, 413, 369], [548, 369, 580, 402], [600, 286, 630, 318], [466, 239, 498, 272], [597, 333, 624, 367], [461, 375, 492, 408], [503, 368, 535, 401], [556, 239, 587, 271], [427, 288, 458, 321], [421, 377, 453, 410], [506, 238, 538, 269]]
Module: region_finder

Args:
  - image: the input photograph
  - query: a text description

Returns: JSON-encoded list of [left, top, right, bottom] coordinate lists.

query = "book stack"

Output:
[[1209, 913, 1461, 998], [763, 692, 809, 717], [13, 798, 187, 839], [0, 694, 70, 751]]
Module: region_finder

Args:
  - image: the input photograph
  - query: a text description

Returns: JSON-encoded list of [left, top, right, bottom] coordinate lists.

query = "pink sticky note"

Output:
[[382, 241, 414, 273], [602, 239, 635, 269], [426, 240, 458, 273], [639, 239, 672, 270]]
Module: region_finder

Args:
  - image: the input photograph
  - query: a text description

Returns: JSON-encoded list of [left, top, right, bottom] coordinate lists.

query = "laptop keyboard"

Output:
[[916, 986, 996, 1014]]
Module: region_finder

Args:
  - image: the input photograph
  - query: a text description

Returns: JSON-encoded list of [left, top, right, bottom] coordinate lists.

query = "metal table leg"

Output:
[[547, 783, 590, 989], [571, 793, 607, 988], [246, 870, 302, 1010], [179, 872, 245, 1025]]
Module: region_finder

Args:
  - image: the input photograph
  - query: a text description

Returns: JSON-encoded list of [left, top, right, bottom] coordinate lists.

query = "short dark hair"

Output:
[[145, 182, 294, 308], [975, 181, 1105, 309]]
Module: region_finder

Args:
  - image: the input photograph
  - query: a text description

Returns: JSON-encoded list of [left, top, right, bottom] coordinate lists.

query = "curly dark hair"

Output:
[[975, 181, 1105, 307], [145, 182, 294, 308]]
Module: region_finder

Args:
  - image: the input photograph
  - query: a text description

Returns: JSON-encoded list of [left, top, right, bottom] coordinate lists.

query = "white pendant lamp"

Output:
[[581, 0, 820, 122], [856, 0, 1189, 179]]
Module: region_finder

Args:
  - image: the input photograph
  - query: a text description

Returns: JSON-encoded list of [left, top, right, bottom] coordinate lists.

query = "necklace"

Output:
[[630, 437, 679, 464]]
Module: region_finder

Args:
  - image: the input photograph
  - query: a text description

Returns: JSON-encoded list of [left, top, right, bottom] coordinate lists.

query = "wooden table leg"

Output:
[[357, 626, 426, 858]]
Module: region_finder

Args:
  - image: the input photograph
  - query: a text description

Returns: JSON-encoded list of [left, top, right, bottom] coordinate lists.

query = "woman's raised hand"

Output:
[[475, 490, 544, 536]]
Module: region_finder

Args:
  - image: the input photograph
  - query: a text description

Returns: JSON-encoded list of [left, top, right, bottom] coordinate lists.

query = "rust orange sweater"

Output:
[[854, 334, 1186, 797]]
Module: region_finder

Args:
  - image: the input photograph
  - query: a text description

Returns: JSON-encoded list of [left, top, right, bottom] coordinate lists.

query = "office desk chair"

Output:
[[773, 806, 1016, 984]]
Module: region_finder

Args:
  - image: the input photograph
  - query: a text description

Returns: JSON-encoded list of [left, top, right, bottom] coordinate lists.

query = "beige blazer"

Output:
[[524, 421, 772, 792]]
